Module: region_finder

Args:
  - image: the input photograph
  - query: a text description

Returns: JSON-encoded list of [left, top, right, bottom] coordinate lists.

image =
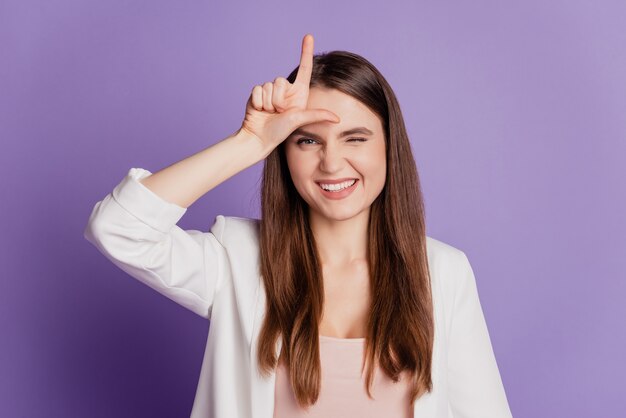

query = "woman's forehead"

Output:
[[306, 88, 383, 133]]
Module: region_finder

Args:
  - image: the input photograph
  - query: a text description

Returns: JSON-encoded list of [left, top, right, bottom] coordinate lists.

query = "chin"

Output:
[[313, 207, 365, 222]]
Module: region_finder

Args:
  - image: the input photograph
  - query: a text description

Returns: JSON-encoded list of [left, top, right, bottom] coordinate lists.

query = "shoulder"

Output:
[[210, 215, 260, 247], [425, 235, 467, 266], [217, 215, 260, 232], [425, 235, 472, 300]]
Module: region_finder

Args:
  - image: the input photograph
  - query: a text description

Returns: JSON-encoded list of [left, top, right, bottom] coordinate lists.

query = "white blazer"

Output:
[[84, 167, 513, 418]]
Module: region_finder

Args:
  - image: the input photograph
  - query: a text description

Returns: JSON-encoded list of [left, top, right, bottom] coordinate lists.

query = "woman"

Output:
[[84, 34, 513, 418]]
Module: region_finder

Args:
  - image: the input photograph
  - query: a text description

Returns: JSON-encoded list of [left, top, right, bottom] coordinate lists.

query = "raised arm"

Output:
[[84, 167, 229, 319], [138, 33, 340, 209], [84, 34, 340, 319]]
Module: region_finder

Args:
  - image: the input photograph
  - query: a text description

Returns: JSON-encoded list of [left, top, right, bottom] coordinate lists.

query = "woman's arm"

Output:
[[84, 167, 234, 319], [138, 129, 265, 209], [139, 34, 339, 209], [83, 34, 339, 319], [82, 130, 274, 319]]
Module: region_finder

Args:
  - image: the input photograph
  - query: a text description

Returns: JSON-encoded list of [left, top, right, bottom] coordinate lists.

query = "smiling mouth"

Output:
[[318, 179, 357, 192]]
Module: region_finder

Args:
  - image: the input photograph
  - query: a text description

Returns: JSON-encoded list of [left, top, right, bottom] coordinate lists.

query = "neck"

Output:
[[308, 208, 370, 266]]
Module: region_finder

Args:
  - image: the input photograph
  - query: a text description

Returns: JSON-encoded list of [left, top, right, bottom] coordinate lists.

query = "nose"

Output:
[[318, 142, 344, 173]]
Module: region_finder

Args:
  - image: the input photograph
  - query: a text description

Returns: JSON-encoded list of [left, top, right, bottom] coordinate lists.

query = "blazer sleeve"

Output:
[[83, 167, 230, 320], [447, 252, 513, 418]]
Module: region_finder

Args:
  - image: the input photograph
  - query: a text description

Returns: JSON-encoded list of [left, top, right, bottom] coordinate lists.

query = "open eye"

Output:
[[296, 138, 318, 145]]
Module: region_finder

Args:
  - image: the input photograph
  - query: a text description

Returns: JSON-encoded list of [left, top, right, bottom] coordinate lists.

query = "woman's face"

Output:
[[284, 87, 387, 223]]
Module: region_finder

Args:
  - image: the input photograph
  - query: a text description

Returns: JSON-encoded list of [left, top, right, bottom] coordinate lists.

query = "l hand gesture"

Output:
[[239, 34, 340, 157]]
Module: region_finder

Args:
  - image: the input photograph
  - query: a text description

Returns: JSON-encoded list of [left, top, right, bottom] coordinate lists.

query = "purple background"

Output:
[[2, 1, 624, 417]]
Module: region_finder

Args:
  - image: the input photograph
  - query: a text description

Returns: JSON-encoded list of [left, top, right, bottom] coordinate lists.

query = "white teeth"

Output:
[[319, 179, 356, 192]]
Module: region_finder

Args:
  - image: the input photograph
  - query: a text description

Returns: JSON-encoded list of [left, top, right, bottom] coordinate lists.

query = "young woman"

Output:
[[84, 34, 513, 418]]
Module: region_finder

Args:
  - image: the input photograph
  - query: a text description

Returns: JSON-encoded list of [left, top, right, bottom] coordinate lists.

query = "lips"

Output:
[[318, 179, 357, 192], [315, 178, 358, 185], [315, 179, 359, 200]]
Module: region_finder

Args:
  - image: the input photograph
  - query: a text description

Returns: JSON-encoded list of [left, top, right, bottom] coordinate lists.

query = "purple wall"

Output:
[[2, 1, 624, 416]]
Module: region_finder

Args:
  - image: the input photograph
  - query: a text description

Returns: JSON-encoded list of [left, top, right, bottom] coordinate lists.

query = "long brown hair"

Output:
[[257, 50, 434, 408]]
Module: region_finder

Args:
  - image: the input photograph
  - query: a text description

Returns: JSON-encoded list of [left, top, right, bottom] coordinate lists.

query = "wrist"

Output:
[[232, 127, 273, 160]]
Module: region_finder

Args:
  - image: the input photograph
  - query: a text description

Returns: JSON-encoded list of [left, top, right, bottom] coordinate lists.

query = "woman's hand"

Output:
[[238, 34, 340, 157]]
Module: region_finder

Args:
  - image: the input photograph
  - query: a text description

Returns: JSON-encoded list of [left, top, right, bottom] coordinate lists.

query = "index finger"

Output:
[[294, 34, 314, 87]]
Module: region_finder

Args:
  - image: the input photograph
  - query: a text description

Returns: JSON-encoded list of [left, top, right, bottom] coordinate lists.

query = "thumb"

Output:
[[291, 109, 340, 127]]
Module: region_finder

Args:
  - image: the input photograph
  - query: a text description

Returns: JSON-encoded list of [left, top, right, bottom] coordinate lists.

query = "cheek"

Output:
[[285, 150, 316, 196], [285, 148, 301, 178], [370, 162, 387, 190], [373, 144, 388, 186], [286, 157, 304, 181], [356, 148, 387, 182]]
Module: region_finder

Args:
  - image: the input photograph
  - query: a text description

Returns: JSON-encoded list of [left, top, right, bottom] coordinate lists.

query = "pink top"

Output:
[[273, 335, 413, 418]]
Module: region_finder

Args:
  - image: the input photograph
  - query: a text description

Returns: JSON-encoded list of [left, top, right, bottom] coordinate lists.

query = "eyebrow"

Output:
[[290, 126, 374, 139]]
